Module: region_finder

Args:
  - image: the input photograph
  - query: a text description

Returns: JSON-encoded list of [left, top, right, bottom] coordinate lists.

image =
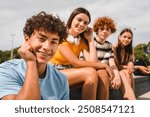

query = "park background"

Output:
[[0, 0, 149, 65], [0, 0, 150, 100]]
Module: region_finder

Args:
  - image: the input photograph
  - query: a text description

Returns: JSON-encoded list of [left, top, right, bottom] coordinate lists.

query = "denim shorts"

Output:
[[50, 63, 72, 70]]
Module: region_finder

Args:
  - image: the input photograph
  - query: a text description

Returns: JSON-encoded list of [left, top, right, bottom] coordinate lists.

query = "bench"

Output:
[[70, 75, 150, 100]]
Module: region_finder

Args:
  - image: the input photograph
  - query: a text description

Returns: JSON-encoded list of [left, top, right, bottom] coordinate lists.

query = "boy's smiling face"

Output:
[[26, 28, 60, 64]]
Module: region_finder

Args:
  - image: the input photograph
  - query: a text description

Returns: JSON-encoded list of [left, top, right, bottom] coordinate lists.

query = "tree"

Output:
[[134, 42, 150, 66], [0, 47, 20, 63]]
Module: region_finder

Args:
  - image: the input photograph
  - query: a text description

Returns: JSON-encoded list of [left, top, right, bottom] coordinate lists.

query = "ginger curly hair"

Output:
[[93, 16, 116, 34]]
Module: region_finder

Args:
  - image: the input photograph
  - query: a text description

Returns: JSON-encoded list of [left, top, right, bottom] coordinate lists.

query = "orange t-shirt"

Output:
[[50, 40, 88, 65]]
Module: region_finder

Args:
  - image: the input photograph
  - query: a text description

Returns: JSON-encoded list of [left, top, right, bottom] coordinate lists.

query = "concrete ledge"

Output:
[[135, 75, 150, 98], [137, 91, 150, 100], [70, 75, 150, 100]]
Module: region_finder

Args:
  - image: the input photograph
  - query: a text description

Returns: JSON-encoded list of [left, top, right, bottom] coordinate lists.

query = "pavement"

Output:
[[137, 91, 150, 100], [134, 75, 150, 100]]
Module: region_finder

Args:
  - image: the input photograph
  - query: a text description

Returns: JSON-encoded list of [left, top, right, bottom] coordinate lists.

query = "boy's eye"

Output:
[[39, 37, 46, 42], [51, 41, 59, 45], [51, 41, 56, 44], [106, 28, 110, 31], [99, 27, 104, 31]]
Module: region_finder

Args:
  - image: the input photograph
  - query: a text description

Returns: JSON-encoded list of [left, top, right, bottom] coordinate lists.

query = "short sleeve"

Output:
[[0, 67, 21, 99]]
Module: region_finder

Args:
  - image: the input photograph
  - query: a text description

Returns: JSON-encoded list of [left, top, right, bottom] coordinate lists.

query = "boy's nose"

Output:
[[43, 41, 51, 50]]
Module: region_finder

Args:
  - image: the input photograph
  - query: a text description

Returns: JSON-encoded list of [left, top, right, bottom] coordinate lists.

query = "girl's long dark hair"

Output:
[[116, 28, 133, 65], [66, 7, 91, 45]]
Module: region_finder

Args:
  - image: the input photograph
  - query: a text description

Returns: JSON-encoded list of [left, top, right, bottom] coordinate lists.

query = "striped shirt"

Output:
[[94, 37, 114, 64]]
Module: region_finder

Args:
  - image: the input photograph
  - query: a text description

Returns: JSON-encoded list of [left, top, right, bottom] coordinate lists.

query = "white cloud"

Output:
[[0, 0, 149, 50]]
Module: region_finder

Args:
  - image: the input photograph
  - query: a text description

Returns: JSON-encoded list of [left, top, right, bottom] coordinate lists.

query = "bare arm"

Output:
[[109, 58, 121, 89], [82, 40, 97, 62], [118, 62, 134, 74], [59, 44, 114, 78], [82, 27, 98, 62], [134, 65, 150, 74], [59, 44, 106, 69]]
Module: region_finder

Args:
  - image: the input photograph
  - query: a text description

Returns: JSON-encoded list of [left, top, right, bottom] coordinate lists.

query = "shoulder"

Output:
[[59, 41, 69, 46], [105, 40, 111, 44], [112, 44, 118, 50], [59, 41, 75, 49], [0, 59, 24, 71], [0, 59, 25, 85], [46, 63, 67, 82], [0, 59, 25, 80], [105, 41, 113, 47], [113, 43, 117, 48]]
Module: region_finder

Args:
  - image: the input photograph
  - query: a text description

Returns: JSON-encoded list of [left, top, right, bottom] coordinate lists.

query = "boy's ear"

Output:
[[24, 35, 29, 42]]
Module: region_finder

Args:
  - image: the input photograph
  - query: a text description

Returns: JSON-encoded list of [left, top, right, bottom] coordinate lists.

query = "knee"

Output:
[[97, 69, 109, 81], [97, 69, 109, 76], [84, 79, 98, 89], [85, 67, 98, 85]]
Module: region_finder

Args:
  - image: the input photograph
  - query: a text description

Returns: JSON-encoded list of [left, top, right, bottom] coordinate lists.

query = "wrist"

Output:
[[97, 62, 107, 69], [88, 39, 94, 45], [128, 61, 134, 66], [26, 61, 37, 66], [134, 66, 138, 70], [105, 64, 109, 69]]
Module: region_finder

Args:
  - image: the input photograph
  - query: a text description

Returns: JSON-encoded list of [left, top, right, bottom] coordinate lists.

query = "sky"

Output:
[[0, 0, 150, 50]]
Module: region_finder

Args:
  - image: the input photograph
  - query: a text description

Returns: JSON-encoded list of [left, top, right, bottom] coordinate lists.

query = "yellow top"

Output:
[[50, 40, 88, 65]]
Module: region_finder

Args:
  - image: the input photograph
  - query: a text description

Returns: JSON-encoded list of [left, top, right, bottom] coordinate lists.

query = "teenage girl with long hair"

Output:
[[50, 7, 113, 100], [113, 28, 136, 99]]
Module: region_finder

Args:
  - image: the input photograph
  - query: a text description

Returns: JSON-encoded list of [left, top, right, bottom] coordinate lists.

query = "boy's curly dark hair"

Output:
[[23, 11, 68, 43], [93, 16, 116, 34]]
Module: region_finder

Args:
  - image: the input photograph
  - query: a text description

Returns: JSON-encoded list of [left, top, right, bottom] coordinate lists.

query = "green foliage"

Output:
[[0, 47, 20, 63], [0, 42, 150, 65], [134, 42, 150, 65]]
